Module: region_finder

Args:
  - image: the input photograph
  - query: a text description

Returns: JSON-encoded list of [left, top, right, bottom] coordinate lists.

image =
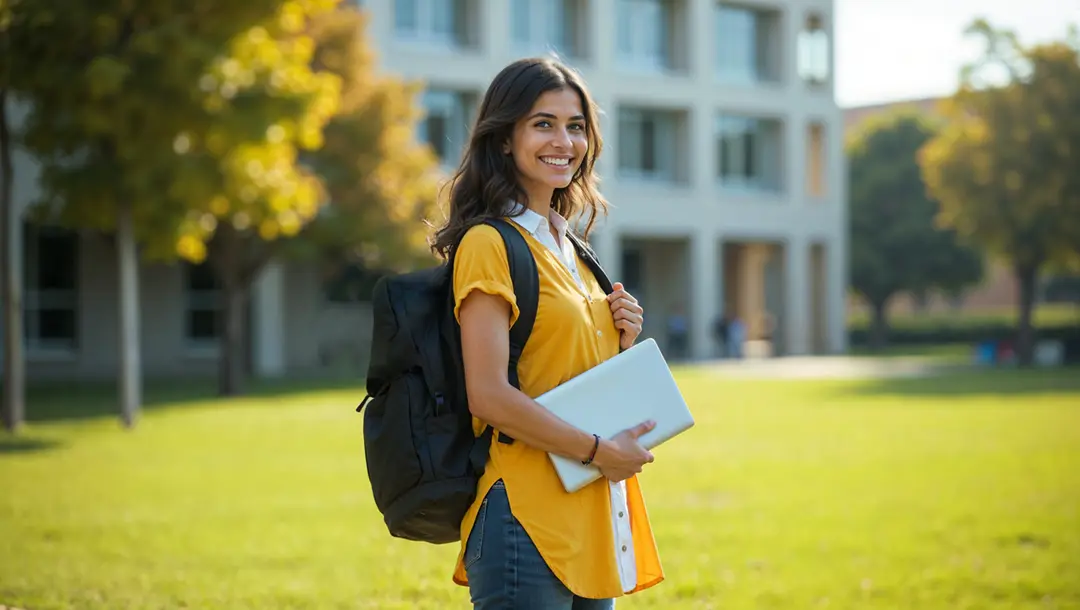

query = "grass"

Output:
[[2, 367, 1079, 609]]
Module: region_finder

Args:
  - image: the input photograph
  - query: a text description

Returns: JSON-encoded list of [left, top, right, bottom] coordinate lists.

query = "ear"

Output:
[[502, 138, 511, 155]]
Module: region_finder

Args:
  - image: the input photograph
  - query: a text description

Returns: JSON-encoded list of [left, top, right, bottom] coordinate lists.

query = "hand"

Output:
[[593, 420, 656, 483], [607, 282, 644, 351]]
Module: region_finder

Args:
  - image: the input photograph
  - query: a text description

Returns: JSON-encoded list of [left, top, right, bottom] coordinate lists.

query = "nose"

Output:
[[552, 126, 572, 150]]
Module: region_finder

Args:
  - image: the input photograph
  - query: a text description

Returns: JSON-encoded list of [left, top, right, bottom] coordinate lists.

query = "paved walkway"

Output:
[[705, 355, 972, 380]]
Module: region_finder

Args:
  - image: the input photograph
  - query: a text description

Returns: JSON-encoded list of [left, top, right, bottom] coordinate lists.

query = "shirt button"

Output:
[[597, 330, 603, 337], [621, 545, 628, 552], [618, 511, 625, 518]]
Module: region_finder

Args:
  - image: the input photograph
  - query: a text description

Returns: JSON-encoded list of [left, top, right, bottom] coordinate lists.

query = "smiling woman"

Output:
[[429, 57, 661, 609]]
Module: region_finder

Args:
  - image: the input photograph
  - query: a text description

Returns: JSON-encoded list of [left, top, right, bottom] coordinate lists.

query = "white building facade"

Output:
[[364, 0, 848, 358]]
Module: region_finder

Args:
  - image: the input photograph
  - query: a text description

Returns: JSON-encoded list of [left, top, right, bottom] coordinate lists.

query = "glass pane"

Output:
[[36, 230, 77, 291], [432, 0, 454, 36], [186, 263, 219, 291], [716, 6, 755, 82], [38, 309, 76, 341], [395, 0, 418, 31], [641, 117, 656, 172], [618, 111, 642, 170], [189, 310, 220, 340], [512, 0, 531, 43]]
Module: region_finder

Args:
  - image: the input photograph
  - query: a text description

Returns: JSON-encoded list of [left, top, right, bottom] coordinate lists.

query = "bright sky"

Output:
[[835, 0, 1080, 108]]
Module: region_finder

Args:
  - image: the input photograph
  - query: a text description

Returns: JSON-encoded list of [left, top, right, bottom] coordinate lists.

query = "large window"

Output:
[[798, 13, 830, 85], [394, 0, 467, 46], [618, 108, 681, 182], [715, 3, 781, 84], [716, 114, 783, 192], [184, 262, 220, 346], [616, 0, 673, 70], [24, 224, 78, 351], [511, 0, 582, 58], [419, 89, 474, 166]]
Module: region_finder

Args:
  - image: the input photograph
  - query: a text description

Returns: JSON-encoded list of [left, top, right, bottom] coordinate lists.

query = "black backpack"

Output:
[[358, 217, 614, 544]]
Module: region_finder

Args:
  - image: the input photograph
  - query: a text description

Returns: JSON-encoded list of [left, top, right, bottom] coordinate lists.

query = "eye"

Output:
[[534, 120, 552, 128], [569, 123, 585, 132]]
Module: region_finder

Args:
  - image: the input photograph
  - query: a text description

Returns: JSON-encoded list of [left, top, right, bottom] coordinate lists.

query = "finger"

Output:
[[613, 310, 643, 324], [609, 298, 642, 314], [606, 289, 627, 303], [628, 419, 657, 438]]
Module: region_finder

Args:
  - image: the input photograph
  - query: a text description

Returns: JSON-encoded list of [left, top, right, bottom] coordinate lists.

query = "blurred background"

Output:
[[0, 1, 1078, 609]]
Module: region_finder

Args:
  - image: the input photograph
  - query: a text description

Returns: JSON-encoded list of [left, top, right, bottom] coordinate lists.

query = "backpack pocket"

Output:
[[363, 373, 427, 511]]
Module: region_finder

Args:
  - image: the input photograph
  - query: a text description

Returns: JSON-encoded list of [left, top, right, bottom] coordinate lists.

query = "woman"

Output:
[[430, 57, 665, 609]]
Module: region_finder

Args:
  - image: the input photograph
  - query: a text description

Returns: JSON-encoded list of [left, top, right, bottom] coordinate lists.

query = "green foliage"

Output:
[[847, 111, 984, 308], [920, 20, 1080, 273], [6, 0, 342, 262]]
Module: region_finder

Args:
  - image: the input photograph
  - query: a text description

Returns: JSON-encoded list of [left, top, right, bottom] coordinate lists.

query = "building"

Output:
[[9, 0, 847, 381]]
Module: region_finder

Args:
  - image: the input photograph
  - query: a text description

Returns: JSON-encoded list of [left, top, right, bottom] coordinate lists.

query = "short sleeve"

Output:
[[453, 224, 521, 328]]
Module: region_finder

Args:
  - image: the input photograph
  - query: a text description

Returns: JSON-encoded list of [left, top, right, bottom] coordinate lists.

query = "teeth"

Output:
[[542, 157, 569, 166]]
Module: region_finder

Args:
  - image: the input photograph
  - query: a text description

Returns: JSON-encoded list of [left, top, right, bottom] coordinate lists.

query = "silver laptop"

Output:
[[533, 338, 695, 493]]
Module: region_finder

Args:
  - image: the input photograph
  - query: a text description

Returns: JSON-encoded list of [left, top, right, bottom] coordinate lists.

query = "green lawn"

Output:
[[2, 367, 1079, 610]]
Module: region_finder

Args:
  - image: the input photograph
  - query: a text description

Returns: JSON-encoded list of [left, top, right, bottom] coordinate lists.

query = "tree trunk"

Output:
[[869, 297, 890, 351], [218, 278, 248, 397], [116, 198, 141, 427], [1014, 263, 1038, 367], [0, 89, 25, 434]]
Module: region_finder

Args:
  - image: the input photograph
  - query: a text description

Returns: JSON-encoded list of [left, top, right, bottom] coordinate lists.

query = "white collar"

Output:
[[504, 201, 569, 240]]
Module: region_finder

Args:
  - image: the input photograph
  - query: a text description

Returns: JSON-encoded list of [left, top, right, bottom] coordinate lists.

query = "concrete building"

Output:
[[8, 0, 847, 381]]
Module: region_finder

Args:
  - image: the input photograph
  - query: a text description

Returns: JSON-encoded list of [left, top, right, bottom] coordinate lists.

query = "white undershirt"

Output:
[[506, 205, 638, 594]]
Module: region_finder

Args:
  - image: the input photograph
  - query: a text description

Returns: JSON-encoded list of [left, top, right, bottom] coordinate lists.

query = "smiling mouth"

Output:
[[541, 157, 572, 168]]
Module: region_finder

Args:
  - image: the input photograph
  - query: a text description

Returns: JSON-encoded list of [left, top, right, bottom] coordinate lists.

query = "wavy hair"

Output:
[[429, 57, 608, 259]]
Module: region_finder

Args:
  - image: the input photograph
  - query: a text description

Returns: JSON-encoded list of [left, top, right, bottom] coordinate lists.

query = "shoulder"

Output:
[[456, 222, 507, 256]]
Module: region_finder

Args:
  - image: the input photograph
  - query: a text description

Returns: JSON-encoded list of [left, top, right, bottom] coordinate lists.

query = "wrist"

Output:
[[590, 438, 617, 469]]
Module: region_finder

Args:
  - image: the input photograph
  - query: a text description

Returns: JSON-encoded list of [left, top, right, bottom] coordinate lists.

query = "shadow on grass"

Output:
[[23, 374, 368, 425], [829, 366, 1080, 399], [0, 435, 65, 454]]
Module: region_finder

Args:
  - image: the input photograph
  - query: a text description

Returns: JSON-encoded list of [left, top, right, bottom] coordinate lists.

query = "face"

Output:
[[506, 87, 589, 206]]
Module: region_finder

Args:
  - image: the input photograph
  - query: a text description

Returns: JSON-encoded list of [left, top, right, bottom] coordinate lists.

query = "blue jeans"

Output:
[[464, 480, 615, 610]]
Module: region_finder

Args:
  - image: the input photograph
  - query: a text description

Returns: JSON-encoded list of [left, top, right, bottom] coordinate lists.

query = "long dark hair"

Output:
[[429, 57, 608, 259]]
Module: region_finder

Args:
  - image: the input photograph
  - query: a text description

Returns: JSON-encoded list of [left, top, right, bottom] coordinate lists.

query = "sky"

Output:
[[834, 0, 1080, 108]]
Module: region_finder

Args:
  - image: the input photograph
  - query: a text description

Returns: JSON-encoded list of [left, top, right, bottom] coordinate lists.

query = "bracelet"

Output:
[[581, 433, 601, 466]]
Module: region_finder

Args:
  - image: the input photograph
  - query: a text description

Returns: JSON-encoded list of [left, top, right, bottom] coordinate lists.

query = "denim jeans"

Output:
[[464, 480, 615, 610]]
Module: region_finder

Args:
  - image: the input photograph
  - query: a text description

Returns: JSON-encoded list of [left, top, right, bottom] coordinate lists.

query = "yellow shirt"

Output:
[[450, 220, 665, 599]]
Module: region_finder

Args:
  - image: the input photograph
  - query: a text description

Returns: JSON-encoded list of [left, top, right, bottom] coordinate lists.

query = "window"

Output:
[[716, 114, 783, 192], [23, 224, 78, 351], [419, 89, 474, 166], [621, 246, 644, 297], [618, 108, 680, 182], [797, 13, 830, 85], [511, 0, 581, 58], [617, 0, 672, 70], [715, 3, 780, 84], [394, 0, 466, 46], [184, 262, 220, 345], [806, 122, 826, 197]]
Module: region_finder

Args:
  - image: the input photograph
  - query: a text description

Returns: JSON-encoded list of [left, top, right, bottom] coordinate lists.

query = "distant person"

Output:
[[713, 313, 730, 358], [667, 306, 689, 359], [431, 57, 664, 608], [728, 315, 746, 359]]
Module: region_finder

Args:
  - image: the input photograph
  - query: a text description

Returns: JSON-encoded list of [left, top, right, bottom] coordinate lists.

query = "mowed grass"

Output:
[[1, 366, 1079, 610]]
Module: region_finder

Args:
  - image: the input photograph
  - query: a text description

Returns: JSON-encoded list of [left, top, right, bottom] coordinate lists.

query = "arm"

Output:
[[459, 290, 655, 476]]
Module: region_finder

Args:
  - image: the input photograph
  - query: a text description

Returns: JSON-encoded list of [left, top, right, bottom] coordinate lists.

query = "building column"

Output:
[[252, 261, 285, 377], [784, 237, 809, 356], [827, 235, 848, 353], [737, 244, 769, 341], [690, 231, 718, 360], [592, 224, 621, 286]]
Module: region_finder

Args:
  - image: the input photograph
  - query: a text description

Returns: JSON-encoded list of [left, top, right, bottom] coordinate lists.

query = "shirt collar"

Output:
[[504, 201, 569, 241]]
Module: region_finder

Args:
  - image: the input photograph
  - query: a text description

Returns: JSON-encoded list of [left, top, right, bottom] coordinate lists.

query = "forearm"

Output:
[[470, 383, 598, 463]]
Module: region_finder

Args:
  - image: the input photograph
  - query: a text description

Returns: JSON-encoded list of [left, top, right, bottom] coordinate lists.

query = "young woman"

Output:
[[430, 57, 665, 608]]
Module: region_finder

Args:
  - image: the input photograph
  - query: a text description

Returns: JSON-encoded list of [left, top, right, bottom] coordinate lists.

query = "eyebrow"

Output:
[[528, 112, 586, 121]]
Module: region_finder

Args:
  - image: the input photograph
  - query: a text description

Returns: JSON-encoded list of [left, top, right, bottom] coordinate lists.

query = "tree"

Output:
[[920, 20, 1080, 364], [200, 5, 441, 395], [0, 0, 26, 432], [848, 111, 984, 348], [8, 0, 341, 416]]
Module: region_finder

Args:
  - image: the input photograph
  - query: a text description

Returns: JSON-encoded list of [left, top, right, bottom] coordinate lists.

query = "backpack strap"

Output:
[[481, 218, 540, 446], [567, 231, 615, 295]]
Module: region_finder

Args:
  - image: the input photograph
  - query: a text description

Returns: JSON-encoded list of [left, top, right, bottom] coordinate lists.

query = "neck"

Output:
[[522, 186, 554, 218]]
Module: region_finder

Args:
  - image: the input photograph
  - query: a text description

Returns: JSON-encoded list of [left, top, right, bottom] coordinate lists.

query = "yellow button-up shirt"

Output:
[[451, 218, 665, 599]]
